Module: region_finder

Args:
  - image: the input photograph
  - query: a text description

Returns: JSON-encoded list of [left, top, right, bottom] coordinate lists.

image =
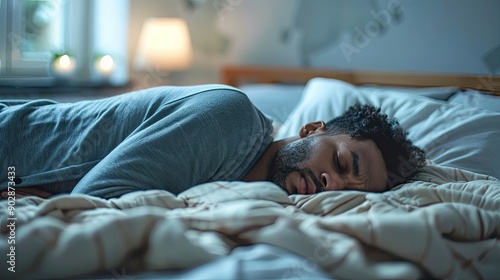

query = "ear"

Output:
[[299, 121, 326, 138]]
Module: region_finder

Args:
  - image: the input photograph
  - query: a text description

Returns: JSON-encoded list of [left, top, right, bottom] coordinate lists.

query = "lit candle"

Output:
[[95, 55, 114, 75], [52, 54, 76, 74]]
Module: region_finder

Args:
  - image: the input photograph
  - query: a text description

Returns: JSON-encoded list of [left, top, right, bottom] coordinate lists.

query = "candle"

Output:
[[52, 54, 76, 74], [95, 55, 114, 75]]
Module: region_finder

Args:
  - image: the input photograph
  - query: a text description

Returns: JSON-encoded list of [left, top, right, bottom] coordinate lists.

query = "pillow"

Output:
[[448, 89, 500, 113], [359, 84, 459, 100], [239, 83, 305, 124], [275, 78, 500, 180]]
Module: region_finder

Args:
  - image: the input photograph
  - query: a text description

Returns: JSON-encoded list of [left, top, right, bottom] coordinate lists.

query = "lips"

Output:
[[298, 176, 307, 194], [297, 175, 314, 195]]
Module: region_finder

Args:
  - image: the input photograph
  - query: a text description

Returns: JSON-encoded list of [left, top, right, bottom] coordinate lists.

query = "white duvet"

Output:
[[1, 162, 499, 280]]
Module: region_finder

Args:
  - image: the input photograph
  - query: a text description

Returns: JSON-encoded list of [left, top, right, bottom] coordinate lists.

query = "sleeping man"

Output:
[[0, 85, 426, 199]]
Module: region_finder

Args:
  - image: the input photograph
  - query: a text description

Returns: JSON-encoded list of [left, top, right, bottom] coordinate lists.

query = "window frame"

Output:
[[0, 0, 72, 86], [0, 0, 129, 87]]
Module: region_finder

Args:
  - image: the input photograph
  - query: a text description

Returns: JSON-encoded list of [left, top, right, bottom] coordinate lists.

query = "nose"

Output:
[[320, 172, 346, 191]]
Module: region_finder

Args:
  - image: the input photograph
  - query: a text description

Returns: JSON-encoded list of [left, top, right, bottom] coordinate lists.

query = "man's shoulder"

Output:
[[145, 84, 245, 101], [168, 84, 257, 116], [121, 84, 272, 132]]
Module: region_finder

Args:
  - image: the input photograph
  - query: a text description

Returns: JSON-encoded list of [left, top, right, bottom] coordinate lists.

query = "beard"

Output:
[[267, 137, 316, 193]]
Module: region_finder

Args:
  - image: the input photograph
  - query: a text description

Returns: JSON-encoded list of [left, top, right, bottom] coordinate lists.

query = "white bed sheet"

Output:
[[4, 166, 499, 280], [85, 244, 331, 280]]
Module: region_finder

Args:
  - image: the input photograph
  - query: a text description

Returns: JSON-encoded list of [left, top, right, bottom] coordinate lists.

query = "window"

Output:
[[0, 0, 129, 87], [0, 0, 66, 82]]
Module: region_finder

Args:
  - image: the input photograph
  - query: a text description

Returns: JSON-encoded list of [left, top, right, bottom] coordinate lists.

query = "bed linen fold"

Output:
[[1, 163, 499, 280]]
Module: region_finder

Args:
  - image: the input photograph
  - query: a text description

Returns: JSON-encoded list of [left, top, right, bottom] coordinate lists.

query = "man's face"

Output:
[[270, 134, 388, 194]]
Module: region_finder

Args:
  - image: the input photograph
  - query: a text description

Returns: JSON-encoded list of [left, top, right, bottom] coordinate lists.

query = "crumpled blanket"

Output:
[[1, 163, 499, 280]]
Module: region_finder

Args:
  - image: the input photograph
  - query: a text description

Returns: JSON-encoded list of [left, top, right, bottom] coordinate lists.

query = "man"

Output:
[[247, 104, 427, 194], [0, 85, 425, 199]]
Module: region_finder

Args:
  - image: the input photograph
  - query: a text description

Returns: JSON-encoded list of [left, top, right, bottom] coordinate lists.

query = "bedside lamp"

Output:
[[134, 18, 193, 72]]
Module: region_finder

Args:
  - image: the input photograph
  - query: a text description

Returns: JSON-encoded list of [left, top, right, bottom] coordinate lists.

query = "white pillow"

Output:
[[275, 78, 500, 179]]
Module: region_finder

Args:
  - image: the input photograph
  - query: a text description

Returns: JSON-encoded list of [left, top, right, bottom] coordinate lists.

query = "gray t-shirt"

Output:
[[0, 85, 274, 198]]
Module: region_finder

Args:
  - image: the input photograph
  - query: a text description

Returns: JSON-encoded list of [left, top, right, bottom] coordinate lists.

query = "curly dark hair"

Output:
[[322, 104, 426, 189]]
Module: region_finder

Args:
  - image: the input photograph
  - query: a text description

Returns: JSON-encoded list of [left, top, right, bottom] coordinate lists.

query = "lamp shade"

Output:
[[134, 18, 193, 71]]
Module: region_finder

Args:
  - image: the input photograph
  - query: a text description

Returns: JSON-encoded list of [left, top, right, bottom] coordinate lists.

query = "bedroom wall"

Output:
[[127, 0, 500, 86], [306, 0, 500, 75], [215, 0, 500, 75]]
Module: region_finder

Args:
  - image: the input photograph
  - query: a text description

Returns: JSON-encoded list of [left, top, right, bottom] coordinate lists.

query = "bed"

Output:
[[1, 65, 500, 280]]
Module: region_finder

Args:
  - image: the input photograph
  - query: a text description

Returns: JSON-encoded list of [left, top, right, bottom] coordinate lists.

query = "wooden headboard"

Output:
[[221, 65, 500, 95]]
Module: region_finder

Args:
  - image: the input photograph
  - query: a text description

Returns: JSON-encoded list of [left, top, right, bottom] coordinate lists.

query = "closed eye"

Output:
[[335, 153, 342, 173], [350, 150, 360, 177]]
